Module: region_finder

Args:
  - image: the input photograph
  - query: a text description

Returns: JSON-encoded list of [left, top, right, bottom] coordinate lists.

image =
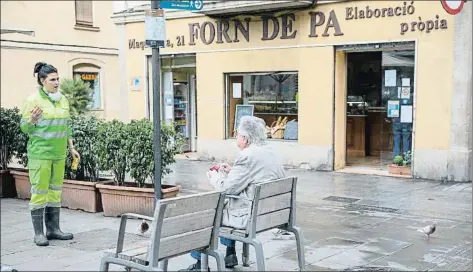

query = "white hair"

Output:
[[237, 116, 267, 145]]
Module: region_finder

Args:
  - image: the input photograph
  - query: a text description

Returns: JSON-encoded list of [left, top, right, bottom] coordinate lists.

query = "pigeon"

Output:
[[272, 229, 294, 240], [139, 220, 150, 234], [417, 221, 436, 239]]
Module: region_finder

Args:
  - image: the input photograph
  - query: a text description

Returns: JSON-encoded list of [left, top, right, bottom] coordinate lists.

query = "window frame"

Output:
[[74, 0, 99, 31], [72, 71, 103, 110], [224, 71, 299, 141]]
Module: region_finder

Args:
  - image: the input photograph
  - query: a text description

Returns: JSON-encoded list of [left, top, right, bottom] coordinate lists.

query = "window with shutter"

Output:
[[75, 1, 93, 26]]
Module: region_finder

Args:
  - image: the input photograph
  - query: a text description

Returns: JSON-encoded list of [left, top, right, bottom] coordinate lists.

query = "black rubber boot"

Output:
[[45, 207, 73, 240], [225, 246, 238, 268], [30, 208, 49, 246]]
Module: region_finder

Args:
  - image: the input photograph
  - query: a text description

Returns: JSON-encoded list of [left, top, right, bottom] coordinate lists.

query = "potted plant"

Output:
[[60, 76, 93, 115], [10, 122, 29, 199], [96, 119, 184, 217], [388, 151, 412, 176], [8, 114, 113, 208], [61, 115, 113, 213], [0, 107, 22, 198]]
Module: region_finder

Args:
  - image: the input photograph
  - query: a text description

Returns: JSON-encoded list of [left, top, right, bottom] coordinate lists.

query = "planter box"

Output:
[[11, 169, 112, 213], [388, 164, 412, 176], [96, 183, 181, 217], [61, 179, 114, 213], [11, 170, 30, 199], [0, 170, 17, 198]]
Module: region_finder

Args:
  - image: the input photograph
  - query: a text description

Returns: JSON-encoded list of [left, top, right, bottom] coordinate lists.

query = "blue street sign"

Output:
[[160, 0, 204, 11]]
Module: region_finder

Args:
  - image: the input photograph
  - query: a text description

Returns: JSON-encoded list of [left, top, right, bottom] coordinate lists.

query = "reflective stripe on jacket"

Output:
[[20, 87, 72, 160]]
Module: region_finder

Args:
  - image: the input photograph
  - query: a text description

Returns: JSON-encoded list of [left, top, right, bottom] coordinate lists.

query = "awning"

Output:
[[199, 0, 315, 16], [1, 27, 35, 36]]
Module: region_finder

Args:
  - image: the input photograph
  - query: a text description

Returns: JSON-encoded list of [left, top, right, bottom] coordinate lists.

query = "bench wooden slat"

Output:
[[109, 227, 214, 265], [258, 177, 293, 199], [161, 209, 216, 238], [159, 227, 213, 259], [257, 192, 291, 215], [161, 192, 221, 219], [106, 246, 149, 266], [256, 208, 290, 232]]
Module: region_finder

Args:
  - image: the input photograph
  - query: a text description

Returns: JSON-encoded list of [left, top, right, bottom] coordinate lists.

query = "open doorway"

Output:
[[147, 54, 197, 153], [343, 49, 415, 173]]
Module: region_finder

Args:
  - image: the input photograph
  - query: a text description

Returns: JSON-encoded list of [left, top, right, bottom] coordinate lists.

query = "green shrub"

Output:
[[126, 119, 184, 188], [393, 155, 404, 166], [97, 120, 129, 186], [64, 115, 103, 181], [0, 107, 27, 170]]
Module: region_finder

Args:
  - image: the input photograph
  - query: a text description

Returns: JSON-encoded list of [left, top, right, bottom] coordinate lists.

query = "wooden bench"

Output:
[[219, 177, 305, 271], [100, 191, 226, 272]]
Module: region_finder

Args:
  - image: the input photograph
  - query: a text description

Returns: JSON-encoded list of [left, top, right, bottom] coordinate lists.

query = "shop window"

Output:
[[226, 72, 299, 141], [75, 0, 93, 27], [72, 71, 101, 109]]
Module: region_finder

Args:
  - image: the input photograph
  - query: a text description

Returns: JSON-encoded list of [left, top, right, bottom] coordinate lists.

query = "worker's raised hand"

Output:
[[29, 106, 42, 124]]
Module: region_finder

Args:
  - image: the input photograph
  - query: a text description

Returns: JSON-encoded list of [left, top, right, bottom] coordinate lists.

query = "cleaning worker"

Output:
[[20, 62, 81, 246]]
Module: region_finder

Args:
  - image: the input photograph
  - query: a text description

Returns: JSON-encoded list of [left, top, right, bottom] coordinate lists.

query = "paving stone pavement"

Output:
[[1, 159, 471, 271]]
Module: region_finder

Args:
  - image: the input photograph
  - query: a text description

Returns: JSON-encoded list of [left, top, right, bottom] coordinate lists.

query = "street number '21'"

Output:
[[165, 36, 186, 48]]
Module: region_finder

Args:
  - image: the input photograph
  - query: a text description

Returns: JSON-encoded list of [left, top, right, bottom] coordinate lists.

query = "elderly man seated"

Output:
[[180, 116, 286, 271]]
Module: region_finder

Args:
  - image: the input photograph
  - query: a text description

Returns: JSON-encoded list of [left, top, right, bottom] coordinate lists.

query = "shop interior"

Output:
[[226, 72, 299, 141], [345, 50, 415, 170], [147, 54, 197, 153]]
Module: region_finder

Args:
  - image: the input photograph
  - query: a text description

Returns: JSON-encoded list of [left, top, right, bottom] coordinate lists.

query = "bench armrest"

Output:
[[116, 213, 154, 254], [122, 213, 154, 222]]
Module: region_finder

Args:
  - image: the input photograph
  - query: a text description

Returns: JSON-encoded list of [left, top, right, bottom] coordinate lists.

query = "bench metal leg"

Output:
[[100, 258, 110, 272], [207, 249, 226, 271], [242, 243, 250, 267], [201, 253, 208, 272], [160, 259, 169, 272], [100, 256, 162, 272], [251, 240, 265, 271], [289, 226, 305, 271]]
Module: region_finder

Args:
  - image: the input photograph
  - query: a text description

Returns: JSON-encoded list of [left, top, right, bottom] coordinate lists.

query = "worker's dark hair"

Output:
[[33, 62, 58, 86]]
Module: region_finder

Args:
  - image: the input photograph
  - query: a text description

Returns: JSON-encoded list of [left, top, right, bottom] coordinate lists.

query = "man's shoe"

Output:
[[225, 254, 238, 268], [178, 262, 210, 272]]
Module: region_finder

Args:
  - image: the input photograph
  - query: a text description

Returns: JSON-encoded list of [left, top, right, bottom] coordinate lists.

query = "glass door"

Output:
[[380, 50, 415, 170]]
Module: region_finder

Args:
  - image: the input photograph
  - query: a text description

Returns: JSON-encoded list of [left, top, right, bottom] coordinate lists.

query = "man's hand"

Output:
[[218, 163, 232, 173], [29, 106, 42, 124]]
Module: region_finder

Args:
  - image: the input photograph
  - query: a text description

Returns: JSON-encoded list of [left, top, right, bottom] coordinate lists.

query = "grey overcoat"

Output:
[[209, 143, 286, 229]]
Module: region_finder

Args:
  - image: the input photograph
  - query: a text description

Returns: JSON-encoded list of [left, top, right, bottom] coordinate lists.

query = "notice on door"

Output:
[[384, 70, 397, 87], [400, 105, 413, 123], [401, 87, 411, 99], [387, 100, 400, 118], [232, 83, 242, 98]]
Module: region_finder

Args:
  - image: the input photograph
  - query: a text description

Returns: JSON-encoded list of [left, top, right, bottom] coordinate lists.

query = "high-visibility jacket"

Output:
[[20, 87, 72, 160]]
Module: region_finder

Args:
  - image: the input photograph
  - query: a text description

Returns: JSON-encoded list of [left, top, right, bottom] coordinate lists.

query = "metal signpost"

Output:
[[146, 0, 203, 204], [145, 1, 166, 204]]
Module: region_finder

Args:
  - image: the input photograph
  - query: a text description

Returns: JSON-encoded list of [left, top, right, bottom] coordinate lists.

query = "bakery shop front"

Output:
[[113, 0, 471, 182]]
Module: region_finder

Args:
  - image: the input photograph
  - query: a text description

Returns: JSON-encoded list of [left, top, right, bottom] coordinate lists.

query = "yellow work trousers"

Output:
[[28, 159, 65, 211]]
